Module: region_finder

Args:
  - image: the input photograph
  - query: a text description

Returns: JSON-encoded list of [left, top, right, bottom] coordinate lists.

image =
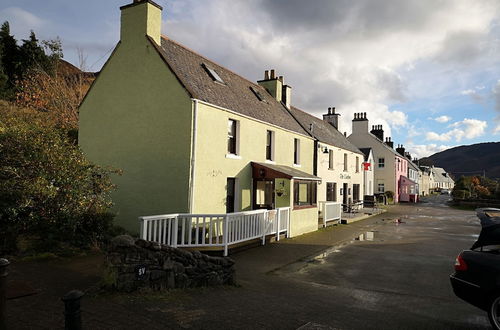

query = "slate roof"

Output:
[[150, 36, 310, 136], [288, 106, 362, 154], [358, 148, 373, 162], [432, 167, 455, 183]]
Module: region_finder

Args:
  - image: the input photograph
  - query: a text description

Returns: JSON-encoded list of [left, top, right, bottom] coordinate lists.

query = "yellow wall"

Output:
[[79, 37, 193, 232], [289, 207, 318, 237], [192, 101, 317, 236]]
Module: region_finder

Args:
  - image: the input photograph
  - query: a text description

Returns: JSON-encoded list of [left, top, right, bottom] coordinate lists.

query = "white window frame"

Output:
[[226, 119, 240, 158], [293, 138, 301, 166], [378, 157, 385, 168], [265, 130, 275, 162], [378, 183, 385, 193]]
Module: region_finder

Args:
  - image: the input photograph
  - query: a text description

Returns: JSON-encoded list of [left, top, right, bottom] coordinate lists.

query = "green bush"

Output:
[[0, 101, 119, 254]]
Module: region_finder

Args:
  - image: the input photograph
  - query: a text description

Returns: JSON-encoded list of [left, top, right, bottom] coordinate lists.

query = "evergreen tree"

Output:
[[0, 22, 20, 98]]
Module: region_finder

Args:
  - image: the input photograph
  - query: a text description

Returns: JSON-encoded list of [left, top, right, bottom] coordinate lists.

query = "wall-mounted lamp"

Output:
[[323, 147, 329, 154]]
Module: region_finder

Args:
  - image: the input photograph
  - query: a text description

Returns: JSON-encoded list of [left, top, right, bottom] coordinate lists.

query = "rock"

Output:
[[111, 235, 136, 248]]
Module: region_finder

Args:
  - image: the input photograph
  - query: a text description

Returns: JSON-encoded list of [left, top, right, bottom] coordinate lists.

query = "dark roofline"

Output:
[[120, 0, 162, 11], [147, 36, 194, 98], [289, 106, 363, 154]]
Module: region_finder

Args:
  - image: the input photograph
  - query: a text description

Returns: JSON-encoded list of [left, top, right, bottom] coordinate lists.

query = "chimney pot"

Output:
[[270, 69, 275, 79], [264, 70, 269, 80], [332, 107, 336, 114]]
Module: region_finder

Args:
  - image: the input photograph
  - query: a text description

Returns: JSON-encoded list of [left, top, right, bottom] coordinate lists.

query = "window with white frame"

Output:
[[378, 157, 385, 168], [328, 150, 334, 170], [294, 138, 300, 165], [227, 119, 239, 155], [378, 183, 385, 193], [266, 130, 275, 161], [343, 153, 348, 171]]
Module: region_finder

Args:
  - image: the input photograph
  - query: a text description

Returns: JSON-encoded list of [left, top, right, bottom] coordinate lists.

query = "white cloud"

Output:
[[407, 143, 451, 159], [434, 115, 451, 123], [0, 7, 46, 35], [461, 89, 476, 95], [426, 118, 487, 142], [165, 0, 500, 140]]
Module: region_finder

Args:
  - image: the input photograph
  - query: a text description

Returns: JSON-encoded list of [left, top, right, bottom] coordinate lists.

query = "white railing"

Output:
[[318, 201, 342, 227], [139, 207, 291, 256]]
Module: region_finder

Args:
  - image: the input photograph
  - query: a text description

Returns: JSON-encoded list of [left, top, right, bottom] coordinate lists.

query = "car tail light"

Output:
[[454, 253, 468, 271]]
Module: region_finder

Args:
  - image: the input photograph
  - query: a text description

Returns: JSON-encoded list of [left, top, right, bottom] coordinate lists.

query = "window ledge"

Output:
[[265, 160, 276, 164], [293, 164, 301, 168], [225, 154, 241, 160]]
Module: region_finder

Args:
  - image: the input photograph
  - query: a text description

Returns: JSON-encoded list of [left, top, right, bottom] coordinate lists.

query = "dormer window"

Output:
[[250, 86, 265, 101], [202, 63, 224, 84]]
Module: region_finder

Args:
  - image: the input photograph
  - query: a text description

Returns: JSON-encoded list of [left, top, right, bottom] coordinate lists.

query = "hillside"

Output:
[[420, 142, 500, 179]]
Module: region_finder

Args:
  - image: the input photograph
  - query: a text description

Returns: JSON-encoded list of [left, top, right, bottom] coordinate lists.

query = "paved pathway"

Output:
[[4, 196, 488, 329]]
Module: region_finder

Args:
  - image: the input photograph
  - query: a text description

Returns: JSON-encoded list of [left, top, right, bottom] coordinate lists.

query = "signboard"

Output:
[[340, 174, 351, 179], [135, 265, 148, 281]]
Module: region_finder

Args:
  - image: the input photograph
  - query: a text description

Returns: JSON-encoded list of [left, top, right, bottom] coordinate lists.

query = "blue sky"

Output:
[[1, 0, 499, 158]]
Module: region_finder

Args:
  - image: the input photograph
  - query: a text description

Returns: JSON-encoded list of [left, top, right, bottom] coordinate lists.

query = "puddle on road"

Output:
[[355, 231, 375, 241]]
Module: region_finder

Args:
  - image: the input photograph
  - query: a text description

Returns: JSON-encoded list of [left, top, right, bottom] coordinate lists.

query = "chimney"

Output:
[[351, 112, 368, 135], [405, 152, 412, 161], [258, 69, 283, 103], [396, 144, 406, 157], [370, 124, 384, 141], [323, 107, 341, 130], [385, 137, 394, 148], [280, 76, 292, 109], [120, 0, 163, 45]]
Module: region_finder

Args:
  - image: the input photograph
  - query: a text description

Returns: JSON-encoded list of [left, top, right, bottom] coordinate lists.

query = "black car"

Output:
[[450, 208, 500, 329]]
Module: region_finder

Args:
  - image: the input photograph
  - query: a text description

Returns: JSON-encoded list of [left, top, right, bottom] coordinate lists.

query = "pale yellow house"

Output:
[[288, 107, 364, 207], [79, 0, 320, 237]]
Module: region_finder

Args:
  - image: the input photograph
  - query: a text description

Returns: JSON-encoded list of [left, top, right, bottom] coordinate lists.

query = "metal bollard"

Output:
[[0, 258, 10, 330], [61, 290, 84, 330]]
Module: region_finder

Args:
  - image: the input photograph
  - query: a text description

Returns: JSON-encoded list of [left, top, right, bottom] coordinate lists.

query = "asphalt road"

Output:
[[6, 194, 491, 329], [274, 194, 490, 329]]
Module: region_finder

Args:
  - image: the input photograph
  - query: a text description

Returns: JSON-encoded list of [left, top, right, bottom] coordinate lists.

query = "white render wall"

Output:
[[316, 142, 364, 203]]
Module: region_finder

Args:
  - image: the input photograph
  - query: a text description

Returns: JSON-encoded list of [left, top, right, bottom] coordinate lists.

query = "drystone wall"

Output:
[[105, 235, 235, 292]]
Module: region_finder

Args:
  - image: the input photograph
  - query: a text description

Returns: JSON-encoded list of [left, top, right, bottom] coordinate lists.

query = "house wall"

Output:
[[192, 101, 317, 237], [395, 156, 407, 202], [363, 152, 375, 196], [79, 37, 193, 233], [316, 143, 364, 203], [348, 132, 398, 201]]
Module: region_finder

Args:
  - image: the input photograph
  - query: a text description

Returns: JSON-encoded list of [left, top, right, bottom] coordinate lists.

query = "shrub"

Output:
[[0, 101, 119, 254]]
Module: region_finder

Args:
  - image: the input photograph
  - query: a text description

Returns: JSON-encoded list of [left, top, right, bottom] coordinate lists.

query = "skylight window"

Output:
[[202, 63, 224, 84], [250, 86, 265, 101]]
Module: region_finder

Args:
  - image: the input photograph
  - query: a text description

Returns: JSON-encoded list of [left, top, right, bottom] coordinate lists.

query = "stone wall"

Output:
[[105, 235, 235, 292]]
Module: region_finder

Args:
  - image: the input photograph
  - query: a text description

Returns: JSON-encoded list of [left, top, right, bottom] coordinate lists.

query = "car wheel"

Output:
[[488, 295, 500, 330]]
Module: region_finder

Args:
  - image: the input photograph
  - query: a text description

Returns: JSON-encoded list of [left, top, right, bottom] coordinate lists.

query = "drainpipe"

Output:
[[188, 99, 199, 213]]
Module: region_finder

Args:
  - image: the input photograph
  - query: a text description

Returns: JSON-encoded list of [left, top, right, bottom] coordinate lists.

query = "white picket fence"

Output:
[[318, 201, 342, 227], [139, 207, 290, 256]]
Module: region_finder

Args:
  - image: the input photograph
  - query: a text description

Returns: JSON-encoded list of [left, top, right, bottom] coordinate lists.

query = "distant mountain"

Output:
[[419, 142, 500, 179]]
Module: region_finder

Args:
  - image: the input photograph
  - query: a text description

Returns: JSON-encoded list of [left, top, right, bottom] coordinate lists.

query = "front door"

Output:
[[343, 183, 348, 207], [226, 178, 236, 213]]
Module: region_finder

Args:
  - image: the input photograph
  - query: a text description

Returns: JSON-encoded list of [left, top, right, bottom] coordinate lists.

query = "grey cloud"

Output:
[[257, 0, 448, 38]]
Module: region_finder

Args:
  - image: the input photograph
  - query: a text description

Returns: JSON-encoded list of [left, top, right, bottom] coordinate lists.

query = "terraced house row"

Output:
[[79, 0, 453, 243]]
